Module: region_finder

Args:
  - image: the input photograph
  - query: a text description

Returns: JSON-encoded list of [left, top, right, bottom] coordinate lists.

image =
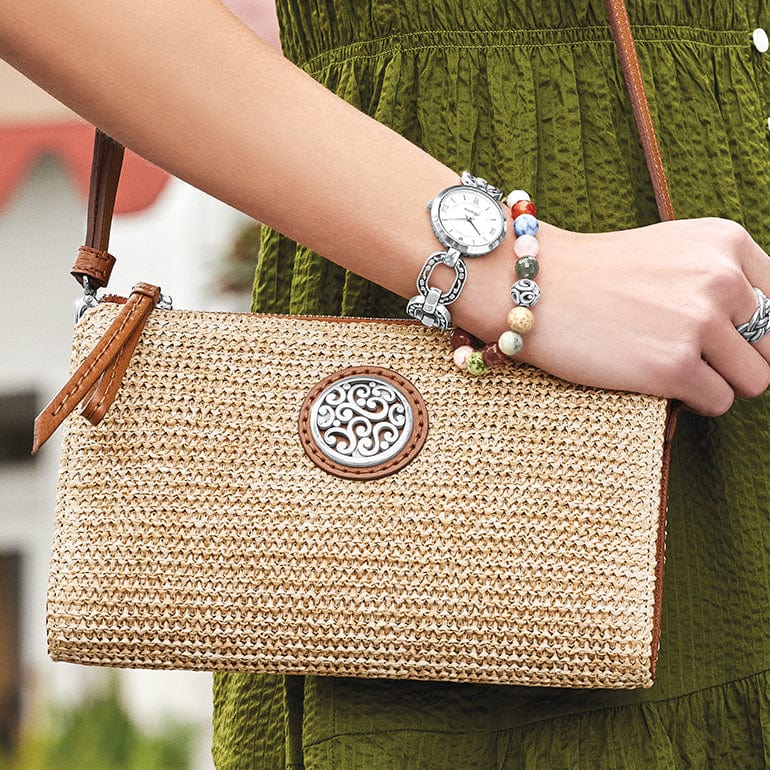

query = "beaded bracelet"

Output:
[[452, 189, 541, 375]]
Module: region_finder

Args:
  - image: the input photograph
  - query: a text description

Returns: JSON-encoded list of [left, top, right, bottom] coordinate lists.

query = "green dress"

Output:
[[213, 1, 770, 766]]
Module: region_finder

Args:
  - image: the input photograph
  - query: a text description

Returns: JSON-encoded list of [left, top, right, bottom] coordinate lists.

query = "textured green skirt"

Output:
[[213, 1, 770, 766]]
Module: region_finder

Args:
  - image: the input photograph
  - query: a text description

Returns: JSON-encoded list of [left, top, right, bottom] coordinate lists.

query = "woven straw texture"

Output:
[[49, 303, 670, 688]]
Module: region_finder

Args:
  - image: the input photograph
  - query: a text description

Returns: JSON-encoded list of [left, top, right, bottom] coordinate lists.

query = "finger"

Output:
[[737, 229, 770, 356], [678, 359, 736, 416], [739, 229, 770, 294], [750, 333, 770, 366], [702, 316, 770, 399]]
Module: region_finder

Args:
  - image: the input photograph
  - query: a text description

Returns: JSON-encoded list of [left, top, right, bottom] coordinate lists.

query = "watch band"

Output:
[[460, 170, 503, 203], [407, 172, 504, 330]]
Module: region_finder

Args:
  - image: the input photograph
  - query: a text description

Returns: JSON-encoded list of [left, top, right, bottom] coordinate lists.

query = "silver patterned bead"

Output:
[[510, 279, 541, 308]]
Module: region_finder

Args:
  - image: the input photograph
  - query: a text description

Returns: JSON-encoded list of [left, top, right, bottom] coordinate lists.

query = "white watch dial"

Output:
[[432, 186, 506, 255]]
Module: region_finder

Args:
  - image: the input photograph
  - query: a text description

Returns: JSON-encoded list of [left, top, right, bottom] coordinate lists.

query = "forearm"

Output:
[[0, 0, 464, 299], [4, 0, 768, 414]]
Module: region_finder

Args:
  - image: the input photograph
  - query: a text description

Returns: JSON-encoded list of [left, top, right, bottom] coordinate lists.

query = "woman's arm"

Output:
[[2, 0, 769, 415], [0, 0, 456, 295]]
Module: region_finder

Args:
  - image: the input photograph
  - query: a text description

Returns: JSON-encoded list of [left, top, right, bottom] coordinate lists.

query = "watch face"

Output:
[[430, 184, 506, 256]]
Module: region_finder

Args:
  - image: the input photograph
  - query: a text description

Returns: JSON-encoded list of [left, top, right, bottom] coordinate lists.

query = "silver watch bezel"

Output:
[[428, 183, 507, 257]]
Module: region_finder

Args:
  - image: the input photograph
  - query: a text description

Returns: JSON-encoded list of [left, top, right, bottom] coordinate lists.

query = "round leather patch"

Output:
[[298, 366, 429, 481]]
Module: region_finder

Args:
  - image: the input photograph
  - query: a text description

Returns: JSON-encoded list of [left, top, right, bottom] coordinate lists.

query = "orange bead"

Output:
[[510, 200, 537, 218]]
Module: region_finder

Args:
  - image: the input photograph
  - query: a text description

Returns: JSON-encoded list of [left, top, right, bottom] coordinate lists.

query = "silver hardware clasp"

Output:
[[74, 277, 99, 323], [74, 277, 173, 324]]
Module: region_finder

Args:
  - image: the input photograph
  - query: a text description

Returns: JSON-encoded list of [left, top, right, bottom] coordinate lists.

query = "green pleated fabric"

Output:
[[212, 1, 770, 767]]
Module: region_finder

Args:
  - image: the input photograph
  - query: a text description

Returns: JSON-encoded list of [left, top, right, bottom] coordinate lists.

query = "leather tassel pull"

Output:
[[32, 282, 161, 453]]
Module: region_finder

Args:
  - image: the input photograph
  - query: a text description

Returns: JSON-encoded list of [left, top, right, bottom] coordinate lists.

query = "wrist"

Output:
[[443, 193, 551, 374], [401, 172, 564, 374]]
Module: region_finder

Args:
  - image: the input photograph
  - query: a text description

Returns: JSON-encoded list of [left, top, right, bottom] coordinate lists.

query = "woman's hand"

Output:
[[454, 217, 770, 416]]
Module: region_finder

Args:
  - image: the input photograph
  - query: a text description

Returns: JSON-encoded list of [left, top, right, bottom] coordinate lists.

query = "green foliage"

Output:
[[0, 675, 194, 770], [218, 221, 262, 293]]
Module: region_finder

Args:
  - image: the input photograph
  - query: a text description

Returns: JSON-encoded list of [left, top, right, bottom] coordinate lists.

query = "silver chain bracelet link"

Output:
[[460, 170, 503, 203], [406, 249, 468, 330]]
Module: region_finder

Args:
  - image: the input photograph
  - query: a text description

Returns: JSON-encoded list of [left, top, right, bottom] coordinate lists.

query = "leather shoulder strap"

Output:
[[73, 0, 674, 289], [604, 0, 675, 220]]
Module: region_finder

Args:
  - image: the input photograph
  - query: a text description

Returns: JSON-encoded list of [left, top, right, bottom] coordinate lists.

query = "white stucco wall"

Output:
[[0, 154, 251, 769]]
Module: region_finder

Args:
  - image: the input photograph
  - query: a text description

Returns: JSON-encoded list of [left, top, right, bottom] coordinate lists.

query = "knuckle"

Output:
[[653, 344, 700, 386], [699, 255, 745, 298], [690, 310, 719, 342], [669, 309, 716, 354], [707, 217, 750, 250]]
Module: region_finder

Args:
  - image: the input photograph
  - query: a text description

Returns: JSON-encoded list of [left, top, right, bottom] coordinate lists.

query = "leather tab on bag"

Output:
[[32, 283, 161, 453], [79, 286, 159, 425], [71, 245, 117, 290]]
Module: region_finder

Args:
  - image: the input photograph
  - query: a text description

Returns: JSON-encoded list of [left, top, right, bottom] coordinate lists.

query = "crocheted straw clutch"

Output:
[[47, 302, 672, 688]]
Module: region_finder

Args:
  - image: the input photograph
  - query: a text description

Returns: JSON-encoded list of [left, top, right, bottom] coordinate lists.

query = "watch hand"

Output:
[[466, 216, 481, 235]]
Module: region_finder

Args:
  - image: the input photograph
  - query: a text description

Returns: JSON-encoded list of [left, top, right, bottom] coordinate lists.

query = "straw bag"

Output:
[[34, 0, 678, 689]]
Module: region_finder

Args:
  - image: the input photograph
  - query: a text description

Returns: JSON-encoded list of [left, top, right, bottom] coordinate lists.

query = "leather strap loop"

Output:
[[71, 245, 117, 290]]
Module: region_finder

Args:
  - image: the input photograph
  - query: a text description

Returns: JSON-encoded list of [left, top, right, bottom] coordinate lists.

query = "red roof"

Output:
[[0, 121, 169, 214]]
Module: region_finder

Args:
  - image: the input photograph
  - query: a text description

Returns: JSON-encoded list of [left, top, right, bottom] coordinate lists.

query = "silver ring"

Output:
[[736, 287, 770, 343]]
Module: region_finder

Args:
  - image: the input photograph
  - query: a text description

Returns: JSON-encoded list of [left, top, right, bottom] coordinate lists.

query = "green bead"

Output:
[[515, 255, 540, 280], [465, 351, 488, 376]]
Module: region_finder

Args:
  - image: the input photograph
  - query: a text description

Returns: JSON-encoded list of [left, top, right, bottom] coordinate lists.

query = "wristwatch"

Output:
[[406, 172, 506, 330], [428, 171, 506, 257]]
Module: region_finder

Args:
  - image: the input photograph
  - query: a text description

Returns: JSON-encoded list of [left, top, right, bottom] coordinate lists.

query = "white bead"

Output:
[[498, 330, 523, 356], [753, 28, 769, 53], [506, 189, 531, 207]]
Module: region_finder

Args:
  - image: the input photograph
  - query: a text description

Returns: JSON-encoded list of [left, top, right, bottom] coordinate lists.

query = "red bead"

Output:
[[451, 328, 483, 349], [450, 329, 473, 350], [510, 200, 537, 218], [481, 342, 508, 367]]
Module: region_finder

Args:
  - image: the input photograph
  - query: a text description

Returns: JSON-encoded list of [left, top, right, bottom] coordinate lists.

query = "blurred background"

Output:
[[0, 2, 279, 768]]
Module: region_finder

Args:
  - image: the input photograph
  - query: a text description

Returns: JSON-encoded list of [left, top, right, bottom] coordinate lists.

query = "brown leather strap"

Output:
[[70, 130, 124, 288], [604, 0, 675, 221], [79, 303, 149, 426], [32, 282, 161, 453]]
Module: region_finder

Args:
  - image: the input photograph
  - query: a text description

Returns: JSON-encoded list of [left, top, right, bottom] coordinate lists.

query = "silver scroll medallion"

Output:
[[299, 366, 429, 481]]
